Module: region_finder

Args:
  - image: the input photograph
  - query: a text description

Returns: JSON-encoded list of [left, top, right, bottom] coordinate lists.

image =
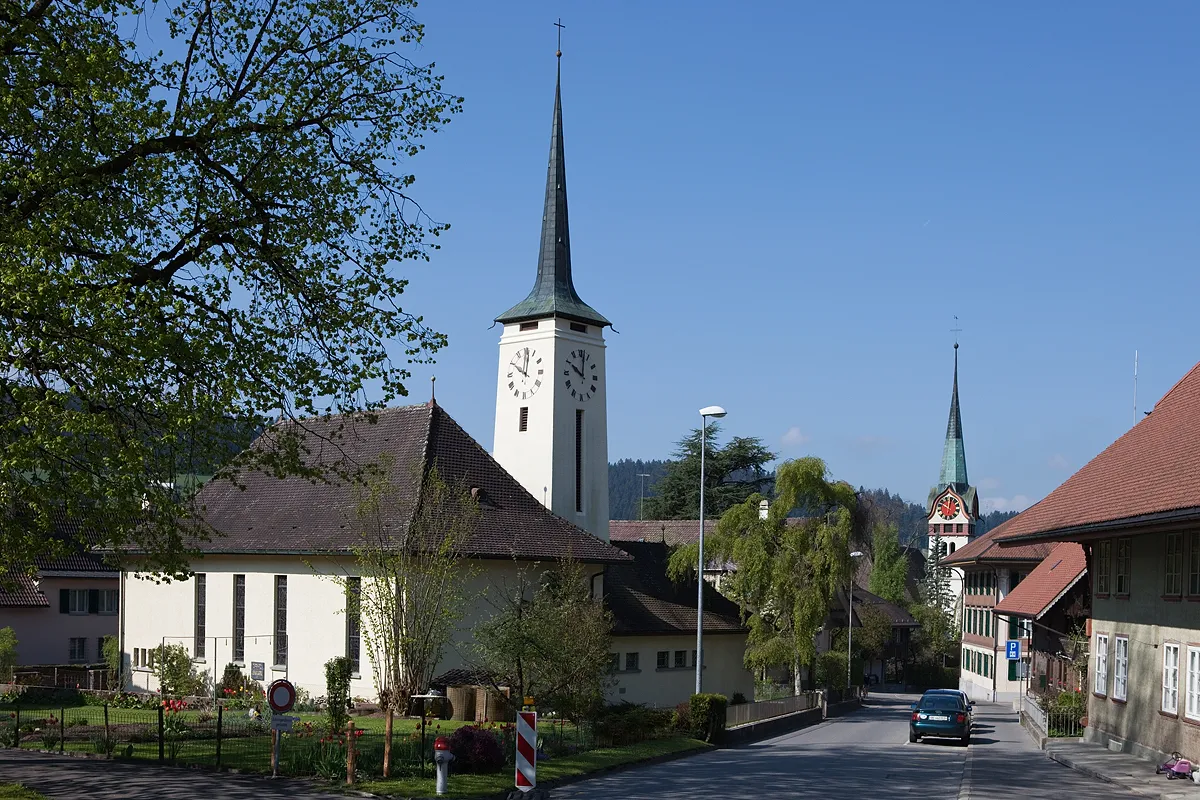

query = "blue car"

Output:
[[910, 694, 970, 745]]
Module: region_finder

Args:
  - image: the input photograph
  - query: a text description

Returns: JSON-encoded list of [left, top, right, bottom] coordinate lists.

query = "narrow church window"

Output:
[[575, 409, 584, 513], [194, 574, 206, 659], [346, 577, 361, 674], [274, 575, 288, 666], [569, 322, 587, 333], [233, 574, 246, 662], [520, 321, 539, 331], [519, 406, 529, 432]]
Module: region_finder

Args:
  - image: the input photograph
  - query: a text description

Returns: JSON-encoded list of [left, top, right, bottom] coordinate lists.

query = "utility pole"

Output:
[[637, 473, 650, 520]]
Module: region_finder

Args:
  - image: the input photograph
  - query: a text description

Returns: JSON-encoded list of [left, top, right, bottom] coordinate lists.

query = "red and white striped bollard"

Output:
[[515, 697, 537, 792]]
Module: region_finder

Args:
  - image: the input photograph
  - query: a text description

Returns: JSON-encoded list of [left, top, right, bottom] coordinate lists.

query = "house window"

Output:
[[69, 637, 87, 662], [656, 651, 669, 669], [1166, 534, 1183, 596], [346, 577, 361, 674], [1189, 532, 1200, 596], [1095, 634, 1109, 696], [625, 652, 639, 672], [98, 590, 119, 615], [1115, 538, 1131, 596], [233, 574, 246, 662], [1188, 647, 1200, 721], [67, 589, 88, 615], [518, 406, 529, 432], [274, 575, 288, 666], [1095, 540, 1112, 595], [194, 574, 206, 659], [1163, 643, 1180, 714], [1113, 637, 1128, 701], [675, 650, 687, 668]]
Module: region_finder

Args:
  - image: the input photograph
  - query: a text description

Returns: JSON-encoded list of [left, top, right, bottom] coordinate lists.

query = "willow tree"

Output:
[[1, 0, 460, 575], [669, 456, 857, 694]]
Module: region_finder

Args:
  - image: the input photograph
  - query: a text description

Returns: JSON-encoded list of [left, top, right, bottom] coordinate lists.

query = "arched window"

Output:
[[949, 542, 957, 554]]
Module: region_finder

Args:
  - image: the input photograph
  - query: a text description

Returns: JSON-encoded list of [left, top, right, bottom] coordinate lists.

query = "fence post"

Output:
[[157, 704, 164, 763], [345, 720, 356, 785], [103, 704, 109, 756], [59, 707, 64, 753], [13, 708, 18, 749], [215, 704, 222, 769]]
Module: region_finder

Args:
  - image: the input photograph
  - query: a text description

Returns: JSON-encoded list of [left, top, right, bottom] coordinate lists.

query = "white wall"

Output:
[[492, 318, 609, 542], [607, 633, 753, 708]]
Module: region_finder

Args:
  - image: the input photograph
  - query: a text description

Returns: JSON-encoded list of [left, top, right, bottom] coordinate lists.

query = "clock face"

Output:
[[506, 347, 543, 400], [937, 495, 961, 520], [563, 348, 600, 402]]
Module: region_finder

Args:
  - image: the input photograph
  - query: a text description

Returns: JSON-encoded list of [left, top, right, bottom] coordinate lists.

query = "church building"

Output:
[[117, 53, 751, 711]]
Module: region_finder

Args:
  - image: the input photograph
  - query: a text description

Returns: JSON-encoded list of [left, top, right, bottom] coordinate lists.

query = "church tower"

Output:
[[927, 343, 978, 597], [492, 54, 611, 542]]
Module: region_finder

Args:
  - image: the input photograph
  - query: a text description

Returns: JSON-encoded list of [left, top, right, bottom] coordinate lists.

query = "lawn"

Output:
[[0, 785, 46, 800], [354, 736, 709, 798]]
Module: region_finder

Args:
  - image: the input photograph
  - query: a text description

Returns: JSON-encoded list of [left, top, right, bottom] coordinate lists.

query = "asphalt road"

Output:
[[556, 693, 1137, 800]]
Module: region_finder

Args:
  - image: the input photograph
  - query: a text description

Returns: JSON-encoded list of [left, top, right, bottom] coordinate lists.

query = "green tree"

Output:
[[868, 523, 909, 605], [0, 627, 17, 682], [101, 635, 121, 689], [922, 532, 952, 614], [156, 643, 208, 697], [643, 424, 775, 520], [0, 0, 460, 576], [473, 556, 614, 721], [670, 456, 856, 693]]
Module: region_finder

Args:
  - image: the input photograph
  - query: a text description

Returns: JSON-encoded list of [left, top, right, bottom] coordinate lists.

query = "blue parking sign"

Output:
[[1006, 640, 1020, 660]]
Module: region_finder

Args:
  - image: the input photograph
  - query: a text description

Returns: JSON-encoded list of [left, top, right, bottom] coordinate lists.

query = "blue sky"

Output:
[[378, 1, 1199, 511]]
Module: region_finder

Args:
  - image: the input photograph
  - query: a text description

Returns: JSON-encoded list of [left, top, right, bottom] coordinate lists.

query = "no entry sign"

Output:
[[267, 679, 296, 713]]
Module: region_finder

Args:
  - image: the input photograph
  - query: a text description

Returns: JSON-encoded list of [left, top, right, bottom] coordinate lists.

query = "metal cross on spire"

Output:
[[951, 315, 962, 349], [555, 18, 565, 58]]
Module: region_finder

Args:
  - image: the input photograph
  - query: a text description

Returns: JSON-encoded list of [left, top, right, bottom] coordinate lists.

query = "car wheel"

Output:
[[909, 730, 919, 743]]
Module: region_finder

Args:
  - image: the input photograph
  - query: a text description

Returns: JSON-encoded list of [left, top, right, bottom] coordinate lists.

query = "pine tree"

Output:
[[922, 531, 952, 613]]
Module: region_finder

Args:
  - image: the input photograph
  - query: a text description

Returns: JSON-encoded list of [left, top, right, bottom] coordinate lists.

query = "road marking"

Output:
[[956, 744, 975, 800]]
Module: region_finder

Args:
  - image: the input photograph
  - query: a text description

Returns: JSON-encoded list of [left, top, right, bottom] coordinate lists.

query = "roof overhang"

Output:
[[997, 506, 1200, 546], [995, 569, 1087, 620]]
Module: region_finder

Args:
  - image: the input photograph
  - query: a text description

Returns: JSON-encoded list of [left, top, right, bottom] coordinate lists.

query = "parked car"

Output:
[[910, 694, 970, 745], [922, 689, 975, 727]]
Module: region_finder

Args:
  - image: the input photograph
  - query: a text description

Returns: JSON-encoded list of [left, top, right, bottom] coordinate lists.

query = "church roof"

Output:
[[604, 540, 745, 636], [939, 345, 969, 490], [994, 360, 1200, 544], [186, 402, 629, 563], [495, 63, 610, 328]]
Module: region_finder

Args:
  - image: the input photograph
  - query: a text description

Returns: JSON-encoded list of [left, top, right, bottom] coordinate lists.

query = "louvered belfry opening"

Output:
[[575, 409, 584, 512], [519, 406, 529, 432]]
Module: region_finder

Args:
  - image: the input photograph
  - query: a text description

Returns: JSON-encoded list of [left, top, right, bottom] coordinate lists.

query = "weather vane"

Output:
[[555, 18, 565, 58], [951, 316, 962, 349]]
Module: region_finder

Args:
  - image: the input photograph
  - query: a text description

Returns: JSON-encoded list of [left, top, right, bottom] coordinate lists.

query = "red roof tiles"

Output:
[[996, 360, 1200, 544], [994, 542, 1087, 619], [941, 518, 1055, 566]]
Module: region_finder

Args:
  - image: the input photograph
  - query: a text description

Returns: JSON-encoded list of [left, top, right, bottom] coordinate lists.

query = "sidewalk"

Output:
[[1047, 740, 1200, 800]]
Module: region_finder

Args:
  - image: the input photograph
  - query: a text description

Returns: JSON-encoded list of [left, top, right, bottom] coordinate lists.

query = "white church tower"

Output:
[[492, 53, 611, 542]]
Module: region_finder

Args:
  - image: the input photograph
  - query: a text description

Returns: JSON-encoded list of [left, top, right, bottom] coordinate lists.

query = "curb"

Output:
[[1045, 749, 1197, 800]]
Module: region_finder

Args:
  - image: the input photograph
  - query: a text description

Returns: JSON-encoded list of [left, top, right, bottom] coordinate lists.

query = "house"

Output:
[[991, 359, 1200, 763], [941, 522, 1054, 702], [993, 542, 1089, 694], [1, 546, 118, 680]]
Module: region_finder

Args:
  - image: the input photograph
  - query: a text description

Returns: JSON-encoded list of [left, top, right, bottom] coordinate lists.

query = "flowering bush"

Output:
[[446, 725, 505, 773]]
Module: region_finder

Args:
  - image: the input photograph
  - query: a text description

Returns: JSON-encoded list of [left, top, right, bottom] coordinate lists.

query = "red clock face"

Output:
[[938, 496, 960, 520]]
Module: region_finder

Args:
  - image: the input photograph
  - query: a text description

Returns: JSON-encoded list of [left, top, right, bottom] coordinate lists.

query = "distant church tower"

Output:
[[926, 343, 978, 602], [492, 53, 611, 542]]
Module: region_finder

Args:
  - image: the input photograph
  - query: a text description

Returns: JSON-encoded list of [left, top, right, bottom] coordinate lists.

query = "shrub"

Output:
[[324, 657, 352, 736], [688, 693, 727, 743], [672, 702, 691, 733], [217, 664, 265, 710], [41, 730, 60, 749], [593, 703, 673, 745], [730, 692, 748, 706], [91, 732, 116, 755], [0, 627, 17, 682], [446, 725, 505, 773], [156, 644, 208, 697]]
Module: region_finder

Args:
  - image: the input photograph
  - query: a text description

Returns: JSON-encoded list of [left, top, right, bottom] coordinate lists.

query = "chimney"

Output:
[[759, 499, 769, 520]]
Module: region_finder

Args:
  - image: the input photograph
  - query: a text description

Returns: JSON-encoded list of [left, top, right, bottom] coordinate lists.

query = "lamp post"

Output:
[[848, 550, 865, 690], [696, 405, 727, 694], [637, 473, 651, 520]]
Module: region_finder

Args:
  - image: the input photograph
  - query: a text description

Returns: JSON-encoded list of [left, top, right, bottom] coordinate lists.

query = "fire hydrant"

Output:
[[433, 736, 454, 796]]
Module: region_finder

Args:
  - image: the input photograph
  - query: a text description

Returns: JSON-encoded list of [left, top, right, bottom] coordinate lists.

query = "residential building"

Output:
[[992, 359, 1200, 763], [942, 523, 1053, 702]]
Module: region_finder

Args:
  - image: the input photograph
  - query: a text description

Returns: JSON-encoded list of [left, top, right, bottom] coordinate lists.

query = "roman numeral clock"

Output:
[[563, 348, 600, 402], [507, 347, 544, 400]]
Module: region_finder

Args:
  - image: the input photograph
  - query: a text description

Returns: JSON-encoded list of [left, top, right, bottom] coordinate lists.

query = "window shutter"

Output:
[[1009, 659, 1018, 681], [88, 589, 100, 614], [59, 588, 69, 613], [1008, 616, 1018, 639]]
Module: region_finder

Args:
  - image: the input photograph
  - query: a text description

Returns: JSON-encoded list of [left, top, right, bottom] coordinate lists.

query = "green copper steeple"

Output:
[[495, 58, 610, 328], [939, 343, 969, 491]]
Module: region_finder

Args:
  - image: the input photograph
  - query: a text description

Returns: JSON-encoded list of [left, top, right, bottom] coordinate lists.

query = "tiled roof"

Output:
[[996, 360, 1200, 544], [994, 543, 1087, 619], [0, 574, 49, 607], [605, 541, 746, 636], [37, 552, 117, 574], [941, 518, 1055, 566], [834, 584, 919, 628], [189, 402, 630, 564], [610, 518, 805, 547]]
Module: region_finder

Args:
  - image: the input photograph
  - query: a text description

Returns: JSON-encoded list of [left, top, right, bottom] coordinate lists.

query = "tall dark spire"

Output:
[[495, 53, 610, 328], [939, 343, 969, 490]]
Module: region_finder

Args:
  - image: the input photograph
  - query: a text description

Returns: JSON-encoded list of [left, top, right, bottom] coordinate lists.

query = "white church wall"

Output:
[[607, 633, 752, 709]]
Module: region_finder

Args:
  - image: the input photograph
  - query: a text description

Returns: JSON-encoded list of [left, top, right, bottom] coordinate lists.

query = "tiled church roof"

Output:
[[188, 402, 629, 564], [996, 360, 1200, 544]]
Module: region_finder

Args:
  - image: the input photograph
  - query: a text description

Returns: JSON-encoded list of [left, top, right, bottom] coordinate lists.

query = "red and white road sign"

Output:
[[267, 679, 296, 713], [514, 711, 537, 791]]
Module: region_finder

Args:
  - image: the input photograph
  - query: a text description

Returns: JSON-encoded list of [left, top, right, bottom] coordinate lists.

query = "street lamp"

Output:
[[847, 550, 865, 690], [637, 473, 651, 520], [696, 405, 727, 694]]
